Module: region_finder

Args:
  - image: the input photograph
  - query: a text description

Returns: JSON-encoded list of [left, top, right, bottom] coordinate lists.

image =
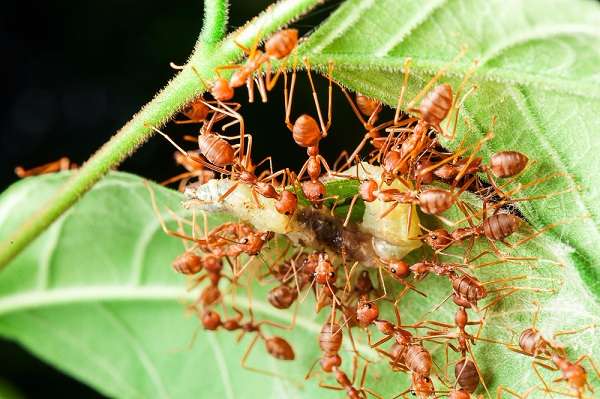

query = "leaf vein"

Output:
[[96, 303, 172, 399]]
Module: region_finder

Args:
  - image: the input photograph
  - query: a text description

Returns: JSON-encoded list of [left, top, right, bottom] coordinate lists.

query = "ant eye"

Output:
[[431, 234, 437, 240], [366, 303, 372, 309], [311, 272, 316, 278], [329, 272, 335, 278], [424, 377, 431, 382], [390, 268, 397, 274], [241, 238, 249, 244]]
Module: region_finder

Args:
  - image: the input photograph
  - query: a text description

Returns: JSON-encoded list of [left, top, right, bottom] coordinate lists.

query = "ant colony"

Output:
[[142, 28, 597, 399]]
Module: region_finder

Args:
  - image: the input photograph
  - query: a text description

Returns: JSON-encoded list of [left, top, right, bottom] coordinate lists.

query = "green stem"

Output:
[[0, 0, 324, 269], [198, 0, 229, 47]]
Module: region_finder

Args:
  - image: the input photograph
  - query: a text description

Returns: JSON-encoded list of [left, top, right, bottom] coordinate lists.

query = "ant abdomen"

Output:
[[268, 285, 297, 309], [519, 328, 546, 356], [490, 151, 528, 178], [418, 188, 454, 214], [452, 275, 486, 306], [265, 29, 298, 59], [265, 336, 295, 360], [292, 114, 321, 147], [417, 83, 453, 131], [455, 358, 480, 393], [482, 213, 521, 241], [197, 134, 235, 167], [404, 344, 432, 376], [319, 321, 343, 355], [172, 251, 202, 275]]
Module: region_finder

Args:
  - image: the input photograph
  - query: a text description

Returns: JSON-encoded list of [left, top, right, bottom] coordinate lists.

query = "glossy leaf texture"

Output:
[[1, 173, 599, 397], [297, 0, 600, 298]]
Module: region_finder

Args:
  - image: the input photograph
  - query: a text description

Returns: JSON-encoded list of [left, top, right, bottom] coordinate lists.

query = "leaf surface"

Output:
[[298, 0, 600, 298], [0, 173, 599, 397]]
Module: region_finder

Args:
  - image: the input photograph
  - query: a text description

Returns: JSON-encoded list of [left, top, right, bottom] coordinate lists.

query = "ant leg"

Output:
[[15, 157, 72, 178], [232, 39, 252, 55], [370, 334, 393, 349], [201, 100, 247, 163], [512, 216, 583, 248], [296, 158, 311, 181], [147, 125, 230, 175], [343, 194, 361, 227], [240, 334, 301, 386], [214, 64, 242, 78], [453, 125, 495, 183], [343, 261, 360, 293], [217, 182, 240, 203], [496, 386, 533, 399], [161, 171, 197, 187], [304, 58, 333, 135], [339, 84, 369, 128], [444, 60, 479, 140], [553, 324, 597, 339], [466, 342, 491, 399], [379, 202, 399, 219], [259, 301, 299, 332], [246, 75, 256, 103], [144, 181, 205, 244], [332, 150, 351, 172], [531, 361, 558, 394], [255, 74, 268, 103], [265, 60, 285, 91], [318, 383, 344, 391], [393, 57, 413, 124], [283, 61, 298, 132]]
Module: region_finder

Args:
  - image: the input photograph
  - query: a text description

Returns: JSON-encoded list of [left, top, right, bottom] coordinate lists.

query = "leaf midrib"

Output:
[[0, 285, 323, 333]]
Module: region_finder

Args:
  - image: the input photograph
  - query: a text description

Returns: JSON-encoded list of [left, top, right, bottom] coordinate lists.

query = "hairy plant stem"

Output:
[[0, 0, 324, 269]]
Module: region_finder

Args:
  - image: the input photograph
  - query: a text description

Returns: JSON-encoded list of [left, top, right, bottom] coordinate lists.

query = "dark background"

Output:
[[0, 0, 376, 397]]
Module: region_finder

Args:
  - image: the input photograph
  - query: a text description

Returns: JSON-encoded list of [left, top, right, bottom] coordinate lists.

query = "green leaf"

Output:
[[1, 173, 599, 397], [297, 0, 600, 300]]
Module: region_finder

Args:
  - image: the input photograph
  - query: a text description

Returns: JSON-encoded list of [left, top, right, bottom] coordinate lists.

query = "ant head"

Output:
[[424, 229, 453, 250], [301, 180, 326, 205], [356, 93, 381, 117], [275, 190, 297, 215], [211, 78, 234, 101], [359, 179, 378, 202], [356, 298, 379, 326], [411, 374, 435, 398], [386, 259, 411, 279], [237, 234, 265, 255], [201, 310, 221, 331], [183, 98, 210, 121]]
